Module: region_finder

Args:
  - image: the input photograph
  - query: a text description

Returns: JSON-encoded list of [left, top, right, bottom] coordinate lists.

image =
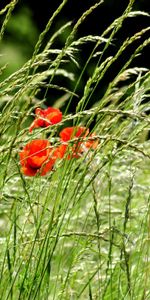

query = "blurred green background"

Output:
[[0, 0, 149, 111]]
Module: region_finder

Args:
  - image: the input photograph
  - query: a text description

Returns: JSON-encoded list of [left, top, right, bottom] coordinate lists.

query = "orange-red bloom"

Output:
[[82, 133, 99, 151], [59, 126, 89, 158], [29, 107, 62, 132], [58, 127, 99, 158], [59, 126, 89, 142], [19, 139, 57, 176]]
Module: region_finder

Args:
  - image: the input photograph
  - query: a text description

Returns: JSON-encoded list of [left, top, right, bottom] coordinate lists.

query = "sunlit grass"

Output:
[[0, 0, 150, 299]]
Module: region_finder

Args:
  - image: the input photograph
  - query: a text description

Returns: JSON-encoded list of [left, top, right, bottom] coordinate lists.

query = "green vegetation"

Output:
[[0, 0, 150, 299]]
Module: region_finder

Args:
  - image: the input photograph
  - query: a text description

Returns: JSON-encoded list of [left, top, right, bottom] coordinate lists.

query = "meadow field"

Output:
[[0, 1, 150, 299]]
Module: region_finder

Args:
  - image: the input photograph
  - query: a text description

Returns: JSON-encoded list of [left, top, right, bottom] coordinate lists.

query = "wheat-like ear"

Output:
[[0, 0, 18, 41], [31, 0, 69, 62], [0, 0, 150, 299]]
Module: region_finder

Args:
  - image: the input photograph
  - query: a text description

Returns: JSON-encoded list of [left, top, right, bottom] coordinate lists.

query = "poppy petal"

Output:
[[21, 166, 37, 176]]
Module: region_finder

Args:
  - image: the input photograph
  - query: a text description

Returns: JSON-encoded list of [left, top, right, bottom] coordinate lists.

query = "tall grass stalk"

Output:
[[0, 1, 150, 299]]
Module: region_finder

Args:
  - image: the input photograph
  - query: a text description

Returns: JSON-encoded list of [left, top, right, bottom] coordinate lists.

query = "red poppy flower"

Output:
[[59, 126, 89, 158], [59, 126, 89, 142], [82, 133, 99, 151], [19, 139, 57, 176], [29, 107, 62, 132]]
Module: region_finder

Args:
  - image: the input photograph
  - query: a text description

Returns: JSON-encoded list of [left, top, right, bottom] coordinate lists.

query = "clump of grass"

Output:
[[0, 0, 150, 299]]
